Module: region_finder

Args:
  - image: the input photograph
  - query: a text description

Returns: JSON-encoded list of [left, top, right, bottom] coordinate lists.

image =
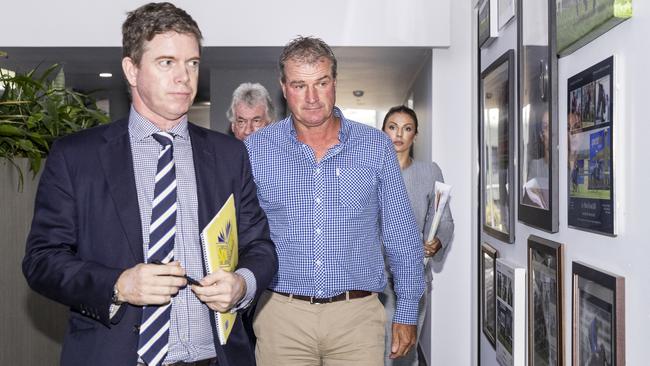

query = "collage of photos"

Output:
[[567, 56, 615, 235]]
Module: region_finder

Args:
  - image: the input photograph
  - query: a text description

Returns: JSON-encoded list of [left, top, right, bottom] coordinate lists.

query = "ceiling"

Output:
[[0, 46, 430, 113]]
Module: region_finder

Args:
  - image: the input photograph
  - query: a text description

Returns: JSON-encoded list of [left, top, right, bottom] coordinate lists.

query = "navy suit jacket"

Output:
[[23, 118, 277, 366]]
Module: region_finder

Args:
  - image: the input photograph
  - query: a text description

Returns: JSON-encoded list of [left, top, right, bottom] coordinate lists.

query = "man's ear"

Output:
[[230, 122, 236, 134], [122, 57, 138, 87]]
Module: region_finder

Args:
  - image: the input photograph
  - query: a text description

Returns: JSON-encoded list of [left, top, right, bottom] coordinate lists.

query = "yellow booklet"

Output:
[[200, 193, 238, 345]]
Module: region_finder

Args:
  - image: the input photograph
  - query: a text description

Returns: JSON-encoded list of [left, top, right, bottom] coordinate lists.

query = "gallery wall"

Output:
[[478, 1, 649, 365]]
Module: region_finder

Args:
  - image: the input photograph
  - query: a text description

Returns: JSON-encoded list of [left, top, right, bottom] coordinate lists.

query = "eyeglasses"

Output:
[[234, 118, 267, 129]]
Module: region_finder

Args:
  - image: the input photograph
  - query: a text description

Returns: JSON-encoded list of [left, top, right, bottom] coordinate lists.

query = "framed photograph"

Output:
[[481, 49, 515, 243], [496, 259, 526, 366], [498, 0, 516, 30], [482, 243, 499, 347], [572, 262, 625, 365], [557, 0, 632, 56], [528, 235, 564, 366], [568, 56, 615, 235], [479, 0, 499, 48], [517, 0, 559, 232]]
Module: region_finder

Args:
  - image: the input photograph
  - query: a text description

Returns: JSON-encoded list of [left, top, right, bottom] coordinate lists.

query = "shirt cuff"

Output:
[[393, 299, 420, 325], [231, 268, 257, 312], [109, 303, 121, 319]]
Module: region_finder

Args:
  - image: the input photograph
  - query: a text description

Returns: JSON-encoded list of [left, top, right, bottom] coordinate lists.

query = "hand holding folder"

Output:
[[195, 193, 239, 345]]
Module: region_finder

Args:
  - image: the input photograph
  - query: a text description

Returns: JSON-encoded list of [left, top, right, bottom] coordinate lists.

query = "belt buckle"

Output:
[[309, 296, 332, 304]]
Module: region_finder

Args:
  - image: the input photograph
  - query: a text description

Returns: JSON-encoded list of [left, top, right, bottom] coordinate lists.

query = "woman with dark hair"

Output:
[[380, 106, 454, 366]]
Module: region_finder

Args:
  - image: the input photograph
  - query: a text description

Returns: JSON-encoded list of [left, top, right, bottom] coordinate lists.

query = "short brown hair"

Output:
[[279, 36, 337, 83], [122, 2, 203, 65]]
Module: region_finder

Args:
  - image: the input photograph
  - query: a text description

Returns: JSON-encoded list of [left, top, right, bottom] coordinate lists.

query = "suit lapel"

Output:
[[189, 123, 220, 232], [98, 119, 144, 263]]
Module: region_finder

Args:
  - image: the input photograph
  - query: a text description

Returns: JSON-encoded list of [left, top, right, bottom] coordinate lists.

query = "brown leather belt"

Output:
[[273, 290, 372, 304]]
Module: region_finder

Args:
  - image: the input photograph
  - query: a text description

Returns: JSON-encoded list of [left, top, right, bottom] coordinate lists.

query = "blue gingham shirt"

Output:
[[129, 108, 255, 363], [244, 107, 424, 324]]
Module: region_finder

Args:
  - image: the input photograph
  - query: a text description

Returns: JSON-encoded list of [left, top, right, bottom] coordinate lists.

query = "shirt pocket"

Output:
[[338, 166, 377, 209]]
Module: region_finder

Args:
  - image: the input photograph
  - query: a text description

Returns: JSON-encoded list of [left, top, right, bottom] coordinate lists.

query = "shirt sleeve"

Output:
[[378, 142, 425, 325]]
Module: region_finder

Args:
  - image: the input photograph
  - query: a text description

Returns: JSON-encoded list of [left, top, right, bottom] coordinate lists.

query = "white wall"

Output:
[[479, 2, 650, 366], [1, 0, 449, 47], [427, 0, 476, 365]]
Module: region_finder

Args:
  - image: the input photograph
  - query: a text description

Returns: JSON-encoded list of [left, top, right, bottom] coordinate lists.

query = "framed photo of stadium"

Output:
[[556, 0, 632, 56]]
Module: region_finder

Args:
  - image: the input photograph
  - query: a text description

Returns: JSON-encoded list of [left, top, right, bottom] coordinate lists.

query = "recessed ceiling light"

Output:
[[99, 72, 113, 78], [352, 90, 364, 97]]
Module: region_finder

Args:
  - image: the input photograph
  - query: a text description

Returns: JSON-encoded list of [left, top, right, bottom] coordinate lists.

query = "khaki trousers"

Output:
[[253, 291, 386, 366]]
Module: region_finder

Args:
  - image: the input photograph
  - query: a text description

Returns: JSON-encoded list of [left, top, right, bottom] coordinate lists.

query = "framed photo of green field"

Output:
[[567, 56, 615, 235], [517, 0, 559, 233], [481, 243, 499, 347], [528, 235, 564, 366], [496, 258, 526, 366], [556, 0, 632, 57], [481, 50, 516, 243], [572, 262, 625, 366]]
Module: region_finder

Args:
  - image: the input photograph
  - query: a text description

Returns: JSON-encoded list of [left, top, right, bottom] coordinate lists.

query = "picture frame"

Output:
[[480, 49, 515, 243], [528, 235, 564, 366], [567, 56, 616, 235], [572, 261, 625, 365], [496, 258, 526, 366], [498, 0, 516, 30], [479, 0, 499, 48], [481, 243, 499, 347], [517, 0, 559, 233], [557, 0, 632, 57]]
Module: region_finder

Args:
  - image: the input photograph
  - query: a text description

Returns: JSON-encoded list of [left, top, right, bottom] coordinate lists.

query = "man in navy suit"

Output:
[[22, 3, 276, 366]]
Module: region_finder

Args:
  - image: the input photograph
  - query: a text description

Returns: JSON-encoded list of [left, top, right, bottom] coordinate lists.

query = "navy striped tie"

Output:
[[138, 131, 177, 366]]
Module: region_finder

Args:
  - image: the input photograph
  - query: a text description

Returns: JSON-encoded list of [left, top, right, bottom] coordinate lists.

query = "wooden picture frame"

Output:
[[482, 243, 499, 347], [496, 258, 526, 366], [528, 235, 564, 366], [480, 49, 516, 243], [557, 0, 632, 56], [572, 262, 625, 365], [517, 0, 559, 233]]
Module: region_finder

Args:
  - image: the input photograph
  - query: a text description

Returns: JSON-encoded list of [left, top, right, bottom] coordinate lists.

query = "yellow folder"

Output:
[[200, 193, 238, 345]]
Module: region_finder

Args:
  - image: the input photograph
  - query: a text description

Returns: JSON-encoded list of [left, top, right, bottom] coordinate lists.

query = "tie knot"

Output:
[[152, 132, 174, 147]]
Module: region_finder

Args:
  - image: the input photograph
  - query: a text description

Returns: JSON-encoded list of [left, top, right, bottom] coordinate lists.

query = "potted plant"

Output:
[[0, 62, 109, 189]]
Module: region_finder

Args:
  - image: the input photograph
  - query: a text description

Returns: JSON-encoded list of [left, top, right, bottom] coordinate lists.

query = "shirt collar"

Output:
[[286, 106, 350, 144], [128, 106, 189, 142]]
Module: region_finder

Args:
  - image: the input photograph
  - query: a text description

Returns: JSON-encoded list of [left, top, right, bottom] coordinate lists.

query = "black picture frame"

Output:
[[479, 0, 498, 48], [572, 262, 625, 366], [528, 235, 564, 366], [567, 56, 615, 236], [557, 0, 632, 57], [480, 49, 515, 243], [517, 0, 559, 232], [481, 243, 499, 347]]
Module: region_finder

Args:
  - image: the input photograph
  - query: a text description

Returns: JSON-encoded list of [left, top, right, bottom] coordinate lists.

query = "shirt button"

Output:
[[315, 197, 321, 204], [315, 228, 322, 235], [315, 259, 322, 266]]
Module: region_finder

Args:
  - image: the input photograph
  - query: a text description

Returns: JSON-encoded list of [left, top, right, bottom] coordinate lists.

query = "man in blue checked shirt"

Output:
[[245, 36, 425, 366]]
